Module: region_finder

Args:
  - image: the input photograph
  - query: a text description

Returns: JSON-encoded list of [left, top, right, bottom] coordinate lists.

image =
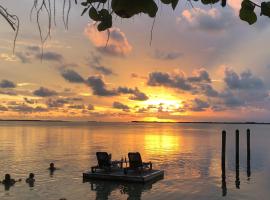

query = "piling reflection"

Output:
[[84, 179, 159, 200], [221, 175, 227, 197]]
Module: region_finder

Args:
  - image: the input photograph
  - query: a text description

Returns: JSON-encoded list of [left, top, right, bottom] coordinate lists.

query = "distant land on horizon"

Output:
[[0, 119, 270, 124], [131, 121, 270, 124]]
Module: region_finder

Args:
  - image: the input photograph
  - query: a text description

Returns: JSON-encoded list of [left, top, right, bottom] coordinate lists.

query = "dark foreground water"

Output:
[[0, 121, 269, 200]]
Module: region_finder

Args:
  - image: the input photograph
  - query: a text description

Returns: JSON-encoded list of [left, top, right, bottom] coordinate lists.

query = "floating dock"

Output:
[[83, 169, 164, 183]]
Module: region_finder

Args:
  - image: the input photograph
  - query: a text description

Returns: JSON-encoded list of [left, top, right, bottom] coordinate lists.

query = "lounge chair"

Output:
[[91, 152, 112, 172], [124, 152, 152, 174]]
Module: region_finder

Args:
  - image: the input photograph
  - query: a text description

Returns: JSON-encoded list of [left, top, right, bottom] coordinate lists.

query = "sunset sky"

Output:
[[0, 0, 270, 122]]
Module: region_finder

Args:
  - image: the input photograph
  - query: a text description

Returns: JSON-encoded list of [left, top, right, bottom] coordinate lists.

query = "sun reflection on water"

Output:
[[144, 134, 180, 155]]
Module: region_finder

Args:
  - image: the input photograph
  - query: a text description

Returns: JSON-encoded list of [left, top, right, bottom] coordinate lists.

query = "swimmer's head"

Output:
[[50, 163, 55, 169], [5, 174, 11, 181], [29, 173, 35, 179]]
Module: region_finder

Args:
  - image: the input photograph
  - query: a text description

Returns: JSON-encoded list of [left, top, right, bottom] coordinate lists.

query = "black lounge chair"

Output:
[[91, 152, 112, 172], [125, 152, 152, 174]]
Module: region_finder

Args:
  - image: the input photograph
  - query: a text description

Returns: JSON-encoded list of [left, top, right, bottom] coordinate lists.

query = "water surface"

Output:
[[0, 121, 269, 199]]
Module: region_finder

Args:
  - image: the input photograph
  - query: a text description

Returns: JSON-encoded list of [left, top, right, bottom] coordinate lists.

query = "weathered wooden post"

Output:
[[222, 130, 226, 175], [247, 129, 251, 179], [221, 130, 227, 196], [235, 129, 240, 189]]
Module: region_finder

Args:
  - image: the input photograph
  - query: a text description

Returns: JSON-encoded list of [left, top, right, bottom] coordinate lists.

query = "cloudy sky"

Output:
[[0, 0, 270, 122]]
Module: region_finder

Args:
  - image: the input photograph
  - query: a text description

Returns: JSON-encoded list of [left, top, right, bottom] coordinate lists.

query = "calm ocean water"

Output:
[[0, 121, 269, 200]]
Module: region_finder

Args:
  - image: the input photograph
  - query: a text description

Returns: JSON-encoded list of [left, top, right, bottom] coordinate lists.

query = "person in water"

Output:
[[1, 174, 21, 190], [48, 163, 59, 176], [49, 163, 56, 171], [26, 173, 35, 187]]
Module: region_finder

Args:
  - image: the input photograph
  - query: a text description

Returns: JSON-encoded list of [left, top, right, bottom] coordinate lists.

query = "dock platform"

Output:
[[83, 169, 164, 183]]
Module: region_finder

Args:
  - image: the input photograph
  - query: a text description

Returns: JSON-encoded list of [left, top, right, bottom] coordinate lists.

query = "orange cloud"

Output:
[[84, 23, 132, 56], [227, 0, 242, 11], [0, 53, 16, 62]]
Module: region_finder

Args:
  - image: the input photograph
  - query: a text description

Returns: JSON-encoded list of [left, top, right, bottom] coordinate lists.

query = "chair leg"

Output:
[[91, 167, 95, 173]]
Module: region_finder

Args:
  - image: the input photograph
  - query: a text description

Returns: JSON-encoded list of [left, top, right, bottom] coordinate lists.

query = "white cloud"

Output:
[[180, 7, 234, 32]]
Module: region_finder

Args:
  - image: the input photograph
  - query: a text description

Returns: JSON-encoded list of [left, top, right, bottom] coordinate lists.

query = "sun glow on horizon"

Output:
[[142, 117, 176, 122], [141, 93, 184, 112], [146, 99, 182, 109]]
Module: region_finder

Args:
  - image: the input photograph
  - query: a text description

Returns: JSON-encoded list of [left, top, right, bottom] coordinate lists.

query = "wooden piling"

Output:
[[235, 129, 240, 189], [221, 130, 226, 176], [236, 130, 239, 167], [247, 129, 251, 178], [221, 130, 227, 196]]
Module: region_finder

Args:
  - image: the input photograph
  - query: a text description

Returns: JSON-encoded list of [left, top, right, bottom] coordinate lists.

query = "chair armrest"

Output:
[[91, 165, 98, 173], [142, 162, 152, 170]]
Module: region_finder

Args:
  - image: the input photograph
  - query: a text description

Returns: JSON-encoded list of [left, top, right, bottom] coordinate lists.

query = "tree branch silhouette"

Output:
[[1, 0, 270, 53], [0, 5, 19, 53]]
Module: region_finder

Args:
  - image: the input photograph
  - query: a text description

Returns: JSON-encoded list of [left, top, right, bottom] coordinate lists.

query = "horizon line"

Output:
[[0, 119, 270, 124]]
